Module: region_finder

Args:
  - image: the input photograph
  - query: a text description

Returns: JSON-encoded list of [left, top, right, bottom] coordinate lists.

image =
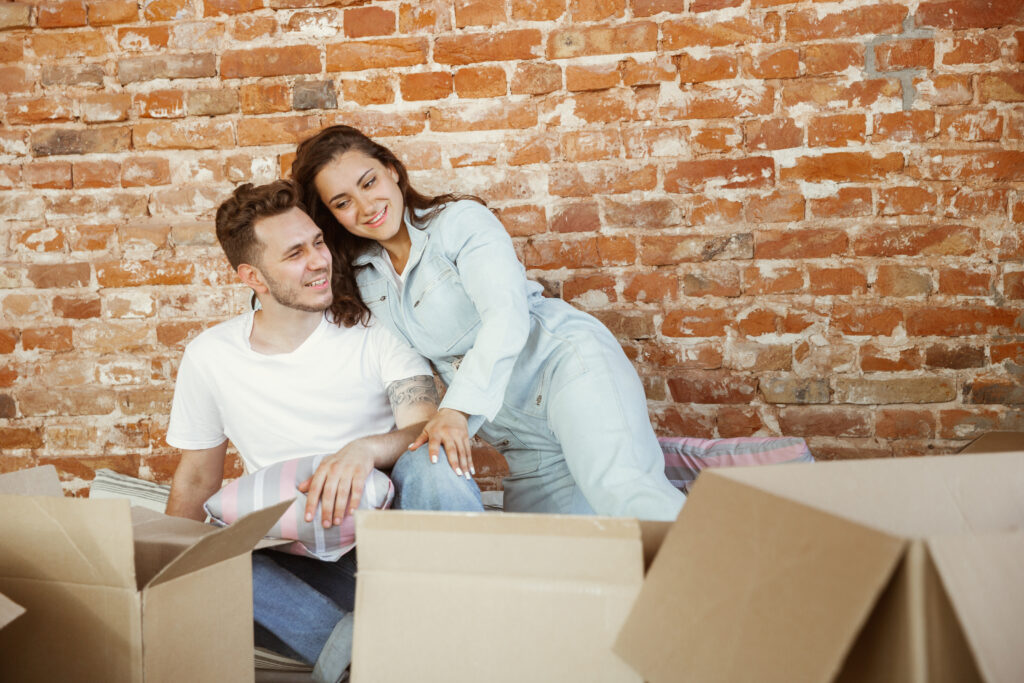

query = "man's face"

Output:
[[251, 207, 333, 313]]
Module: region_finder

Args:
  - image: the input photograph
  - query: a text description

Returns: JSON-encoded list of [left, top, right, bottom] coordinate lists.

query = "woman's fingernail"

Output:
[[470, 467, 476, 475], [431, 454, 438, 464], [465, 472, 472, 480], [408, 443, 416, 449], [455, 467, 463, 476], [306, 513, 313, 522]]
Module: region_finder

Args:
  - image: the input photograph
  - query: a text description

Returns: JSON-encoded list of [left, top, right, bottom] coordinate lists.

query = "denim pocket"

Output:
[[407, 254, 479, 353]]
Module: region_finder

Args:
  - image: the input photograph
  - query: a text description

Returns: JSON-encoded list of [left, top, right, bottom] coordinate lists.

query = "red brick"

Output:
[[911, 150, 1024, 183], [810, 187, 872, 218], [853, 224, 976, 257], [964, 378, 1024, 405], [663, 84, 773, 119], [567, 89, 641, 124], [917, 0, 1024, 29], [222, 45, 320, 78], [687, 197, 743, 226], [754, 228, 847, 259], [875, 265, 933, 297], [787, 4, 905, 41], [133, 120, 234, 151], [5, 97, 74, 125], [342, 5, 394, 37], [134, 90, 186, 119], [874, 111, 935, 142], [992, 342, 1024, 365], [676, 53, 737, 83], [808, 267, 867, 295], [454, 66, 507, 98], [651, 406, 715, 439], [495, 205, 545, 237], [781, 78, 901, 110], [340, 75, 395, 106], [563, 274, 617, 306], [808, 114, 866, 147], [665, 157, 773, 193], [327, 37, 427, 71], [456, 0, 507, 26], [690, 125, 741, 154], [559, 129, 621, 162], [938, 408, 1001, 440], [622, 271, 677, 303], [13, 226, 67, 252], [117, 53, 216, 84], [0, 2, 31, 29], [621, 55, 675, 86], [229, 14, 276, 41], [53, 295, 101, 319], [322, 109, 427, 138], [938, 267, 993, 295], [781, 152, 903, 183], [859, 345, 923, 372], [28, 263, 90, 288], [22, 326, 73, 352], [81, 93, 131, 123], [506, 131, 556, 166], [568, 0, 622, 20], [0, 428, 43, 450], [906, 305, 1019, 336], [942, 35, 1000, 65], [1005, 271, 1024, 299], [939, 109, 1003, 142], [24, 161, 72, 189], [744, 47, 799, 79], [96, 261, 194, 287], [400, 71, 453, 101], [631, 0, 684, 15], [663, 15, 778, 49], [979, 73, 1024, 103], [0, 330, 18, 355], [744, 117, 803, 151], [549, 163, 656, 197], [875, 38, 934, 71], [802, 42, 863, 75], [742, 265, 803, 295], [122, 156, 171, 187], [565, 62, 621, 91], [88, 0, 136, 24], [143, 0, 192, 21], [832, 304, 904, 336], [601, 197, 679, 229], [681, 265, 741, 297], [925, 343, 985, 369], [549, 201, 600, 233], [716, 406, 765, 438], [436, 29, 542, 64], [204, 0, 260, 15], [1017, 30, 1024, 62], [876, 409, 935, 439], [913, 74, 973, 106], [509, 0, 563, 20], [522, 236, 599, 270], [745, 190, 804, 223], [779, 407, 871, 437], [879, 186, 937, 216], [511, 62, 561, 95], [31, 30, 107, 58], [662, 308, 730, 337], [430, 100, 536, 132], [0, 164, 20, 189], [548, 22, 656, 59], [668, 372, 758, 404], [117, 25, 171, 50], [74, 160, 120, 188], [39, 0, 87, 27], [239, 82, 291, 114], [941, 187, 1006, 218], [399, 1, 452, 31]]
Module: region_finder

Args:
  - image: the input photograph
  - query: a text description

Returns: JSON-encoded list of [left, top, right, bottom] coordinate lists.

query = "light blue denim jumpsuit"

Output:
[[352, 201, 685, 521]]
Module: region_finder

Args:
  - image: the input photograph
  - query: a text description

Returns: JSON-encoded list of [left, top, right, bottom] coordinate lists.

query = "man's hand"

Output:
[[409, 407, 474, 478], [298, 444, 375, 528]]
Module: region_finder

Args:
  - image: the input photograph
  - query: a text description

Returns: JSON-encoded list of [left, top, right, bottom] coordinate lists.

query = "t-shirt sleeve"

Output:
[[369, 320, 432, 387], [165, 347, 228, 451]]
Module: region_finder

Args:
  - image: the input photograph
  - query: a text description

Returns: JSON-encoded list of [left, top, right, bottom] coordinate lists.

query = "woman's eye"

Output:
[[364, 177, 375, 189], [334, 201, 348, 210]]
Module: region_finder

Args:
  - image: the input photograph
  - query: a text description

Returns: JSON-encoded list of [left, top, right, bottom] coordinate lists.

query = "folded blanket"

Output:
[[660, 436, 814, 494]]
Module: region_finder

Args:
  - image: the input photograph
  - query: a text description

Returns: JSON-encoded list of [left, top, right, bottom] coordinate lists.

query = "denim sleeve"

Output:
[[434, 201, 530, 421]]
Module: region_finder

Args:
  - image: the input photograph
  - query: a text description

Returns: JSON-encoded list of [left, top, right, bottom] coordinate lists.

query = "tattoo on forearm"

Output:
[[387, 375, 439, 409]]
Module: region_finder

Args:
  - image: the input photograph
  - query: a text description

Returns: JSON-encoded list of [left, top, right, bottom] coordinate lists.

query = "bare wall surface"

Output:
[[0, 0, 1022, 493]]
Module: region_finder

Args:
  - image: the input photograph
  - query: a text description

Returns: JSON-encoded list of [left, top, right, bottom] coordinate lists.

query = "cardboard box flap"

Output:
[[959, 431, 1024, 454], [146, 499, 292, 589], [0, 465, 62, 497], [131, 506, 218, 587], [927, 533, 1024, 683], [0, 495, 136, 588], [615, 472, 906, 683], [356, 510, 641, 584], [0, 593, 25, 631], [715, 453, 1024, 538]]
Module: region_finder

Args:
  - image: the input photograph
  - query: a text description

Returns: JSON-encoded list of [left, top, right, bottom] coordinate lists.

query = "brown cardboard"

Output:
[[0, 466, 291, 682], [351, 510, 645, 683], [615, 446, 1024, 683]]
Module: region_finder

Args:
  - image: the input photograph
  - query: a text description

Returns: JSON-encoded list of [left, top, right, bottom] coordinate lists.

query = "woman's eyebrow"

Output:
[[327, 169, 373, 204]]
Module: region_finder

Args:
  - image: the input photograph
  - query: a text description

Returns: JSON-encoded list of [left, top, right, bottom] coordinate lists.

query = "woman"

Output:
[[292, 125, 684, 521]]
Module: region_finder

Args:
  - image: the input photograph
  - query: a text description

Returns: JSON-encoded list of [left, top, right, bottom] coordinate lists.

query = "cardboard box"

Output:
[[0, 466, 290, 682], [351, 510, 646, 683], [615, 442, 1024, 683]]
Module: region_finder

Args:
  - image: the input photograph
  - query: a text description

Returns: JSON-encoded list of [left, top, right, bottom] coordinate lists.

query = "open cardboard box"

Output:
[[616, 432, 1024, 683], [351, 433, 1023, 683], [0, 465, 290, 682]]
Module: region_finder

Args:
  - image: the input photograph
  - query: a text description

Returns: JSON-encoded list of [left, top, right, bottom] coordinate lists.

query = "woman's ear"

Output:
[[237, 263, 267, 293]]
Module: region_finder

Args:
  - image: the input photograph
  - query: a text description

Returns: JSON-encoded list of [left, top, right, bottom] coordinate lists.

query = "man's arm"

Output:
[[165, 442, 228, 521], [299, 375, 440, 528]]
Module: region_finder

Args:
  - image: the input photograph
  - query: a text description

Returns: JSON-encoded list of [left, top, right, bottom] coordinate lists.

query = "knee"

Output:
[[391, 445, 482, 512]]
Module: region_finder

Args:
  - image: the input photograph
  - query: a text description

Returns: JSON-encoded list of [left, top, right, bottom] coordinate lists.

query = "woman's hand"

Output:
[[409, 408, 474, 478]]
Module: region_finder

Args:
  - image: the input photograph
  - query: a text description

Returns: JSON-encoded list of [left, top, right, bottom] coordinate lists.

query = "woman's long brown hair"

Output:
[[291, 125, 484, 327]]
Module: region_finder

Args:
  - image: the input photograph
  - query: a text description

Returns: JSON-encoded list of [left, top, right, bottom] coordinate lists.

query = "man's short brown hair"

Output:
[[215, 180, 301, 269]]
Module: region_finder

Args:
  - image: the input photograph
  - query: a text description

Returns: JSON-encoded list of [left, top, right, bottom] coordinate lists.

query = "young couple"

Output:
[[164, 125, 685, 681]]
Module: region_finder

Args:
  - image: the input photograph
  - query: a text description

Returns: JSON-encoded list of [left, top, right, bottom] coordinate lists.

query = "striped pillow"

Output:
[[660, 436, 814, 494], [204, 454, 395, 562]]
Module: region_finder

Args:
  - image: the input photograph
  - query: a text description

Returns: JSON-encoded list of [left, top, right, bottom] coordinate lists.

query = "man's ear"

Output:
[[237, 263, 267, 293]]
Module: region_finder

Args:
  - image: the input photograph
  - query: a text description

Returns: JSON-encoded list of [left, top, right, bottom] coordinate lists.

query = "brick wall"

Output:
[[1, 0, 1022, 494]]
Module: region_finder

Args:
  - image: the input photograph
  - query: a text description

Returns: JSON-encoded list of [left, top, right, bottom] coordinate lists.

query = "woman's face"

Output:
[[313, 150, 407, 249]]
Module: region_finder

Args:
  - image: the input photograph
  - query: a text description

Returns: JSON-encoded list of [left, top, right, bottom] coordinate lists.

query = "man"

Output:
[[165, 179, 482, 682]]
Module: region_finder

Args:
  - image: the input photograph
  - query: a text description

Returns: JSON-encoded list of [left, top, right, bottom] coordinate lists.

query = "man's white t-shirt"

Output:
[[166, 311, 430, 473]]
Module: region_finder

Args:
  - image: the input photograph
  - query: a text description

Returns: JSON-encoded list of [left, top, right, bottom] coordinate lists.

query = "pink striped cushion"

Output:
[[660, 436, 814, 494], [204, 453, 395, 562]]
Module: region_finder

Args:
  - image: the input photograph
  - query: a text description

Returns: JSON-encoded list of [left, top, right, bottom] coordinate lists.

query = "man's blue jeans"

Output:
[[251, 447, 482, 670]]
